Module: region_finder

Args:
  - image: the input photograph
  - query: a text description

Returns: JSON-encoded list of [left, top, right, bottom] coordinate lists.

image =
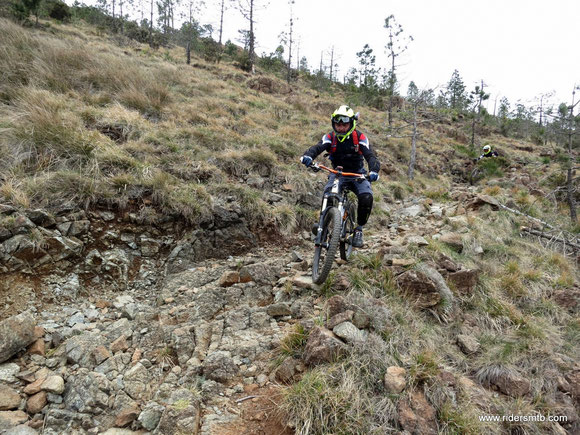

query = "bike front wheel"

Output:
[[312, 207, 341, 285], [470, 167, 481, 185], [340, 200, 357, 261]]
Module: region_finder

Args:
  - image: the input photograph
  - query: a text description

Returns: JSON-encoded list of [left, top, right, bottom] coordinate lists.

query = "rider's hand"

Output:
[[300, 156, 313, 167], [368, 171, 379, 182]]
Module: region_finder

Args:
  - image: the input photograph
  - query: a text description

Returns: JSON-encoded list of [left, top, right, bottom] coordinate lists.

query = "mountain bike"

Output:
[[469, 159, 489, 185], [308, 163, 367, 284], [469, 164, 482, 185]]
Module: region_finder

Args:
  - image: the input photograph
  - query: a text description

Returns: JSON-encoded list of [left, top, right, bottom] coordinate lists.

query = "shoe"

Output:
[[352, 228, 364, 248], [311, 224, 319, 235]]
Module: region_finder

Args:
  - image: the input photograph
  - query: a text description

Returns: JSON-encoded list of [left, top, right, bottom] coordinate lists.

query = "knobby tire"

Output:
[[340, 201, 357, 261], [312, 207, 341, 285], [470, 167, 482, 185]]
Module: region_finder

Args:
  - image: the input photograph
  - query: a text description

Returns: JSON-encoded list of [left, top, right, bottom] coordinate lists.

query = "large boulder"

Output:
[[0, 312, 36, 363], [202, 351, 239, 383], [439, 233, 464, 252], [445, 269, 479, 294], [397, 390, 438, 435], [303, 327, 346, 366], [64, 369, 112, 414], [396, 263, 454, 309], [384, 366, 407, 394], [156, 388, 201, 435]]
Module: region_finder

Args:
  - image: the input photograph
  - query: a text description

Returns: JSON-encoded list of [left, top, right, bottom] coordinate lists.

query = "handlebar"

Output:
[[310, 162, 368, 180]]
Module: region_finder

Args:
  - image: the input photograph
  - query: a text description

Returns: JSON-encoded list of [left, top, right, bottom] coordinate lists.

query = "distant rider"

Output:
[[300, 105, 380, 248], [473, 144, 499, 163]]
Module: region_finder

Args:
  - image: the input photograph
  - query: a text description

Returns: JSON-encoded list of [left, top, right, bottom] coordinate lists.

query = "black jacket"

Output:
[[476, 150, 499, 161], [303, 130, 380, 174]]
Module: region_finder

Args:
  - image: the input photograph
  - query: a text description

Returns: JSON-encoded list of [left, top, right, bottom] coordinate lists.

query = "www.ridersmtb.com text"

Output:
[[479, 414, 568, 423]]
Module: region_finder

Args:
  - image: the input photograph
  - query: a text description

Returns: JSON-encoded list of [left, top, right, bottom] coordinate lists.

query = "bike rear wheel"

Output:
[[312, 207, 341, 284], [340, 200, 357, 260]]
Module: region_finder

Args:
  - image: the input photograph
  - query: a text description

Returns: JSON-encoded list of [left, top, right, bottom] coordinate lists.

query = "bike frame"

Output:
[[312, 164, 364, 247]]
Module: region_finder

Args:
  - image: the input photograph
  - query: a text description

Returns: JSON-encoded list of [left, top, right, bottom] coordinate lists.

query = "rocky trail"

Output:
[[0, 180, 577, 434]]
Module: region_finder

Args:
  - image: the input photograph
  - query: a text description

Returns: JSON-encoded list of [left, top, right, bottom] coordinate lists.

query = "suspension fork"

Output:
[[315, 197, 342, 246], [314, 176, 342, 246]]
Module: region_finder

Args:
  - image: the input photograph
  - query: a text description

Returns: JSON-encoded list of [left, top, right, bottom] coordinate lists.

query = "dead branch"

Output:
[[497, 203, 555, 230], [520, 227, 580, 251]]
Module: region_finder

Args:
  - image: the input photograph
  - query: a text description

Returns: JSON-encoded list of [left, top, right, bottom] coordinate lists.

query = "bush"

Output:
[[47, 0, 70, 21], [123, 21, 149, 43], [200, 37, 220, 62], [1, 0, 27, 21], [234, 51, 252, 72], [223, 40, 238, 57]]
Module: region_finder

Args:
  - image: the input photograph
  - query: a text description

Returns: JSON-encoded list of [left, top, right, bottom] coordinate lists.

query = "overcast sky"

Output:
[[70, 0, 579, 112], [205, 0, 579, 112]]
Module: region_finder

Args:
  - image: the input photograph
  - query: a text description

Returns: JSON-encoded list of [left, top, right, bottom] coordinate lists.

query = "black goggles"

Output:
[[333, 115, 351, 124]]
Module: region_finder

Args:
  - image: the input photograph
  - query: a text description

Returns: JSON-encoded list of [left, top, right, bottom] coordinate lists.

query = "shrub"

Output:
[[47, 0, 71, 21]]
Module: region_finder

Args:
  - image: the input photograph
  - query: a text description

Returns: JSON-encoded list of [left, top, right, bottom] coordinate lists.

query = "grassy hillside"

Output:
[[1, 18, 577, 233], [0, 17, 578, 434]]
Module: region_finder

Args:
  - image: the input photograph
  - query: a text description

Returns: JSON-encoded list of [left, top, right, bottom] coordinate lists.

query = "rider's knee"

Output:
[[358, 193, 373, 208], [357, 193, 373, 226]]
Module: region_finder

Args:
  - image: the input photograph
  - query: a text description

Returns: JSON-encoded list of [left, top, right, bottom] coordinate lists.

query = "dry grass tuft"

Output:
[[282, 337, 398, 434]]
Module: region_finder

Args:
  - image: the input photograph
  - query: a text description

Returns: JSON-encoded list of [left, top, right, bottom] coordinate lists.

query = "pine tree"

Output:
[[356, 44, 378, 89], [446, 69, 468, 111]]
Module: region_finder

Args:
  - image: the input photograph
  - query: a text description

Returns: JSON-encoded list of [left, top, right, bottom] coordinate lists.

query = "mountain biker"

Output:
[[300, 105, 380, 248], [473, 144, 499, 163]]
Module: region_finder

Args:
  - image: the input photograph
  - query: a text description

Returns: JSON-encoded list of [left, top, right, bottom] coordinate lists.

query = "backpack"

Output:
[[329, 130, 362, 155]]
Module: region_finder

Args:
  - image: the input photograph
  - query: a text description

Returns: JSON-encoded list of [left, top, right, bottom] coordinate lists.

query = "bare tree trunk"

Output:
[[470, 116, 476, 149], [539, 95, 543, 127], [470, 80, 486, 150], [149, 0, 153, 46], [387, 51, 395, 128], [119, 0, 124, 34], [218, 0, 225, 44], [566, 167, 577, 222], [216, 0, 225, 63], [249, 0, 255, 74], [286, 1, 293, 84], [408, 102, 418, 179], [329, 46, 334, 82], [566, 88, 577, 222]]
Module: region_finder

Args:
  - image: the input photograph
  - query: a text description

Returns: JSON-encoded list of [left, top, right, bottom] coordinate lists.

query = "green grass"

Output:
[[279, 323, 308, 358], [437, 401, 483, 435], [408, 350, 440, 386]]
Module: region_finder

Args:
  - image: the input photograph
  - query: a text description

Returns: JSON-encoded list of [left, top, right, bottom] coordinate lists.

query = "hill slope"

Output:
[[0, 18, 578, 435]]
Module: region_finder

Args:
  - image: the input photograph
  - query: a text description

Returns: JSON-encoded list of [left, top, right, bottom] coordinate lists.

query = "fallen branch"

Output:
[[520, 227, 580, 251], [236, 395, 257, 404], [497, 203, 555, 230]]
